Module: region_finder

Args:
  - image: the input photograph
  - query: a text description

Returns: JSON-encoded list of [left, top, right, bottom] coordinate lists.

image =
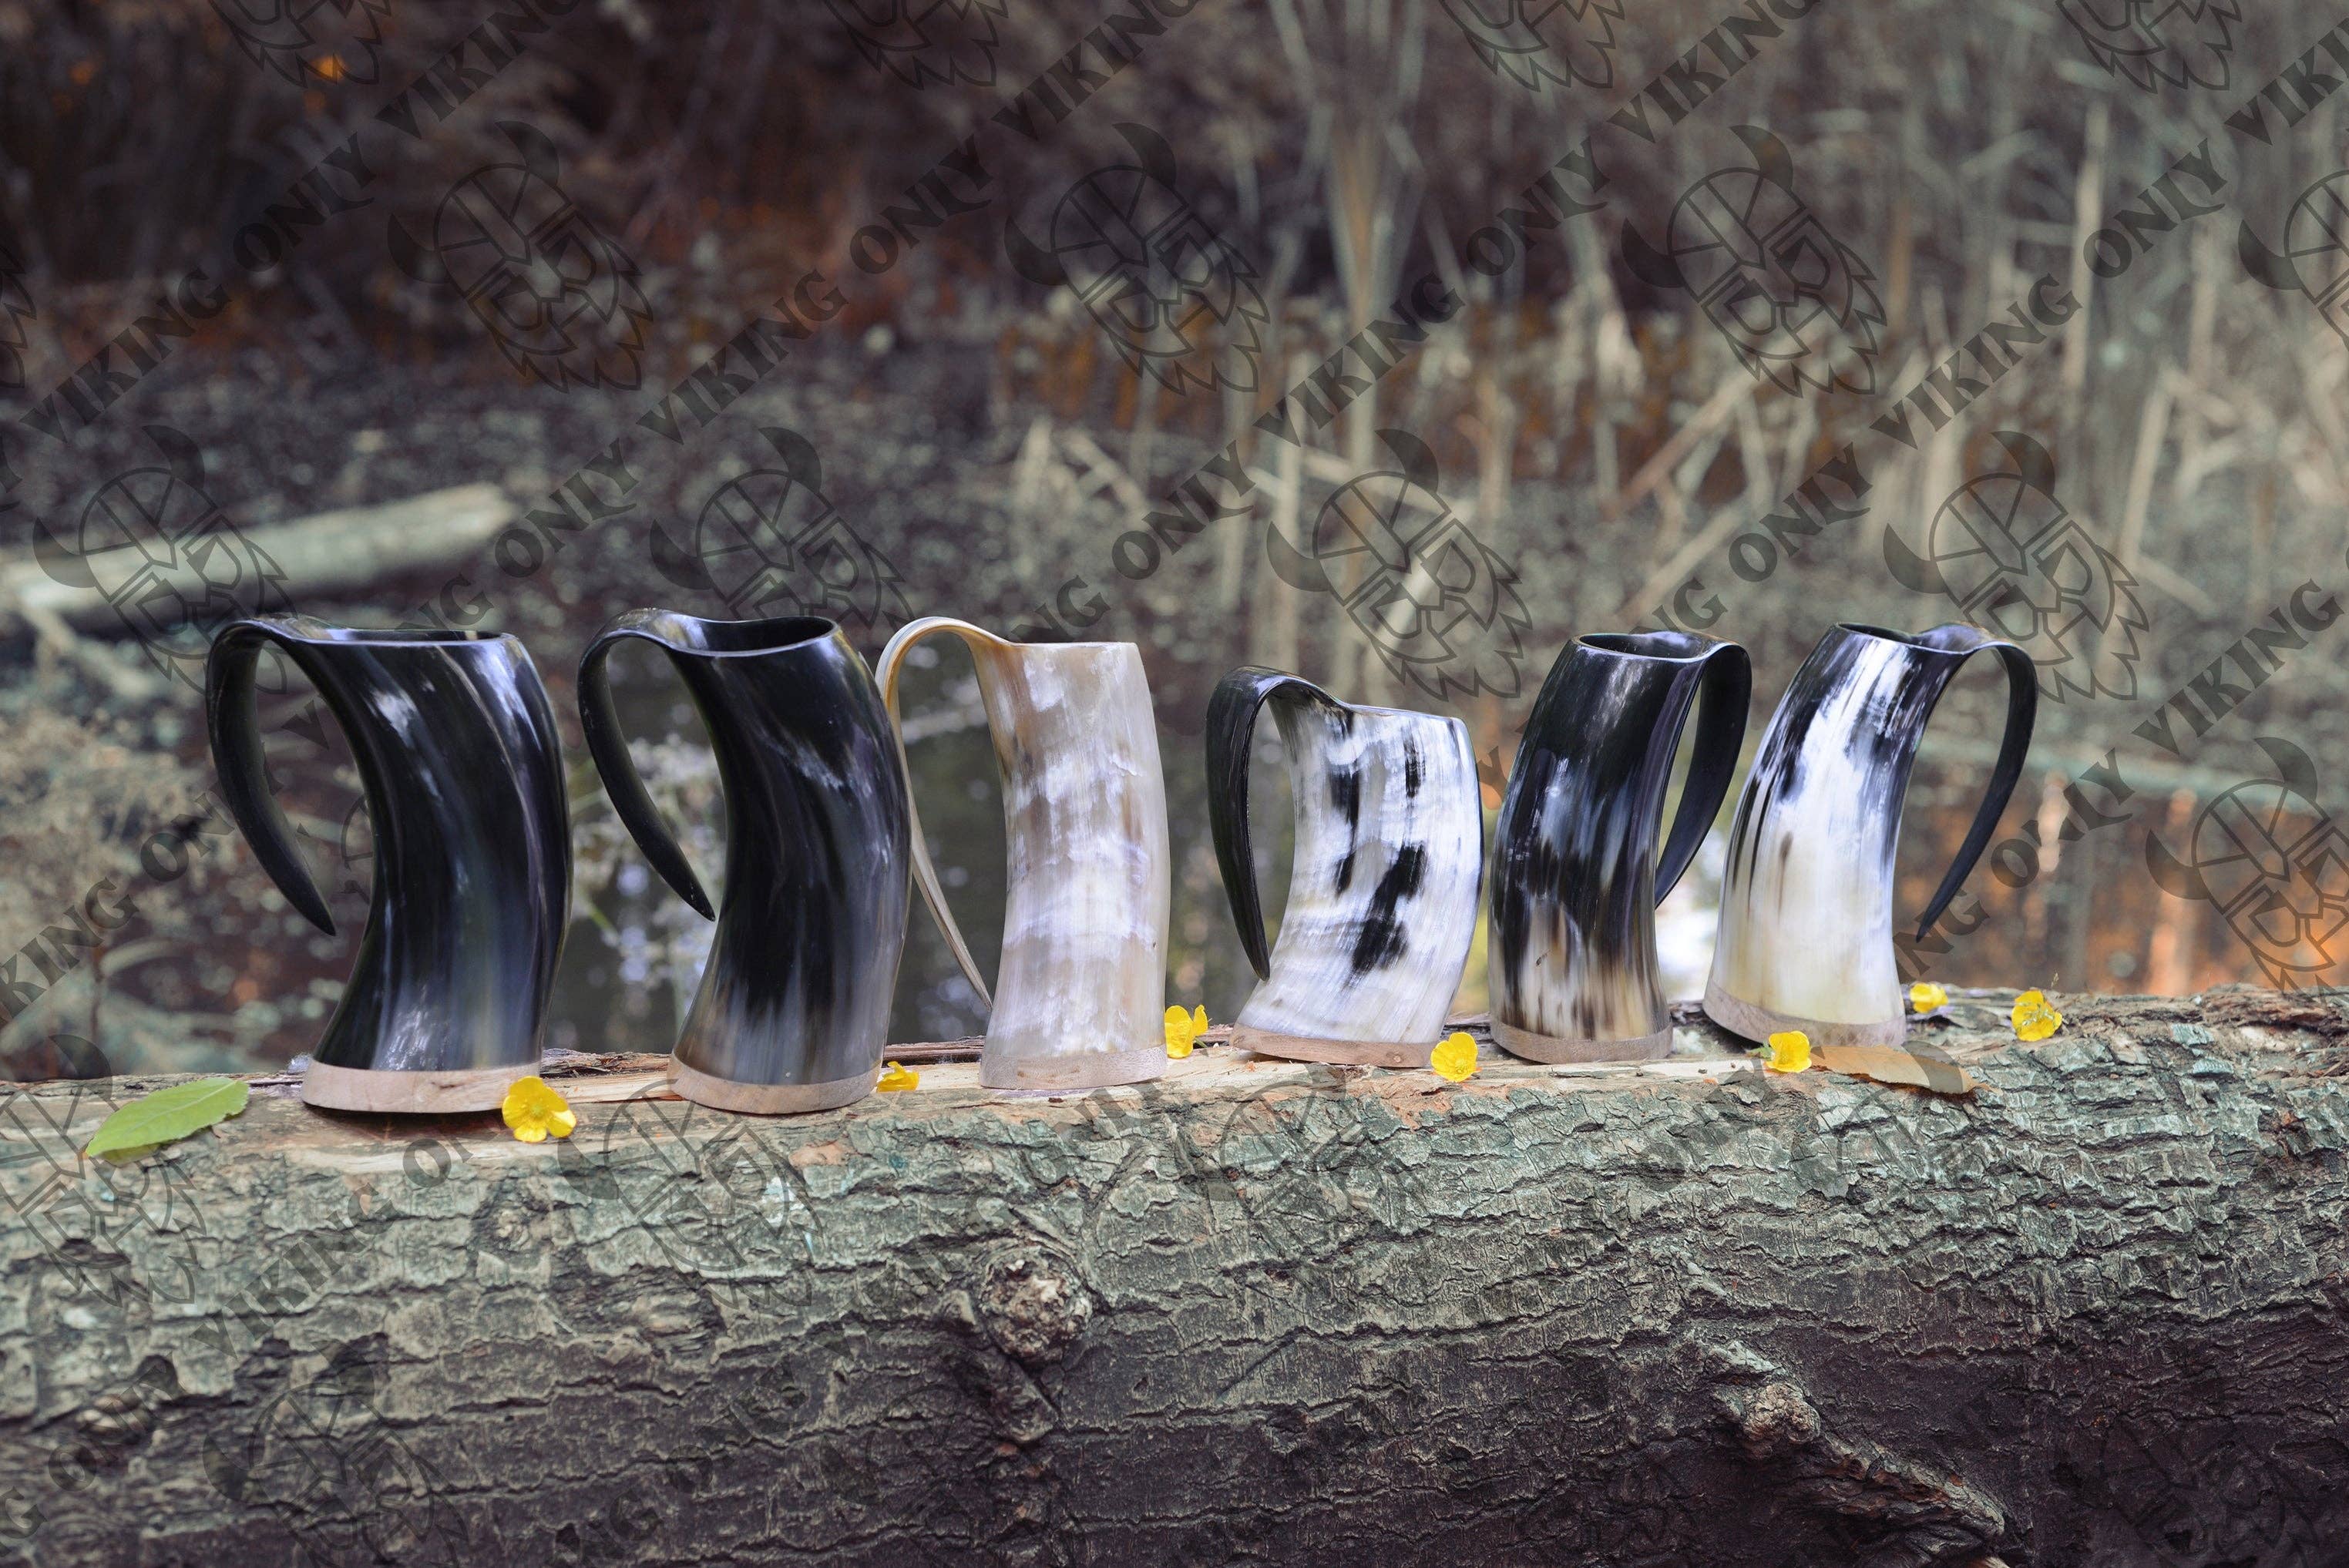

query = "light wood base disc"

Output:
[[1231, 1023, 1433, 1069], [1702, 982, 1907, 1048], [301, 1059, 536, 1113], [981, 1044, 1167, 1092], [670, 1061, 878, 1114], [1490, 1019, 1672, 1065]]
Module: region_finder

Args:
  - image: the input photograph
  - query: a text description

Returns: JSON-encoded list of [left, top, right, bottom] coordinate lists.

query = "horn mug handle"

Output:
[[874, 616, 1013, 1010], [1916, 627, 2038, 940], [576, 610, 718, 921], [206, 619, 338, 935], [1654, 643, 1753, 904], [1204, 667, 1343, 982]]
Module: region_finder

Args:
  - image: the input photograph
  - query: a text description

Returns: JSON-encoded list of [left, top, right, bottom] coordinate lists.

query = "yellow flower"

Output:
[[1164, 1004, 1208, 1059], [1430, 1031, 1479, 1083], [1763, 1031, 1811, 1073], [2011, 989, 2064, 1043], [877, 1060, 919, 1092], [1909, 982, 1948, 1013], [500, 1076, 575, 1143]]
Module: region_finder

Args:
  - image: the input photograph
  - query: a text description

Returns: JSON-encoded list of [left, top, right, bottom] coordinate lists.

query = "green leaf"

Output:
[[84, 1078, 250, 1159]]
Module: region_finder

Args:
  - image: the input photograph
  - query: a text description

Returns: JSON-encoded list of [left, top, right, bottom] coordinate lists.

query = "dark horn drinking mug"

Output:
[[1488, 631, 1749, 1062], [578, 611, 911, 1113], [206, 617, 572, 1113]]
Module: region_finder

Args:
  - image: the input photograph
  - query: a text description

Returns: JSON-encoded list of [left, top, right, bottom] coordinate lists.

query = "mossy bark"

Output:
[[2, 986, 2345, 1567]]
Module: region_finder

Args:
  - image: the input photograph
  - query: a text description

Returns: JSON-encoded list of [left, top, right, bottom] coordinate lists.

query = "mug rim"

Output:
[[1576, 629, 1723, 662], [1836, 620, 1988, 653], [633, 611, 842, 656], [227, 616, 521, 650], [1314, 697, 1465, 726]]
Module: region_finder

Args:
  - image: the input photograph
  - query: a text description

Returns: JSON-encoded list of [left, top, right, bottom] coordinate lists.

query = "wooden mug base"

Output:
[[981, 1044, 1167, 1092], [301, 1060, 536, 1113], [670, 1061, 878, 1114], [1231, 1024, 1434, 1069], [1702, 982, 1907, 1048], [1490, 1019, 1672, 1065]]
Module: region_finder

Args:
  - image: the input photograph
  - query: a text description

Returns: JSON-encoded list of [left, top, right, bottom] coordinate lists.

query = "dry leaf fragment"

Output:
[[1813, 1043, 1981, 1096]]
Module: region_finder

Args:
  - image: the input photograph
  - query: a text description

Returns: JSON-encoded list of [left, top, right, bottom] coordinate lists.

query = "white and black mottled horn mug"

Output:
[[1207, 667, 1484, 1068], [1705, 622, 2036, 1048]]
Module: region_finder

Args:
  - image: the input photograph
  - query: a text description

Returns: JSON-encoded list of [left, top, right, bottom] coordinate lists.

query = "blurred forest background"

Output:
[[4, 0, 2348, 1078]]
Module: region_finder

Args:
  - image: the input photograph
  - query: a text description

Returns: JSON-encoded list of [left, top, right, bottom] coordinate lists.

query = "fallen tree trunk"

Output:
[[1, 987, 2344, 1567]]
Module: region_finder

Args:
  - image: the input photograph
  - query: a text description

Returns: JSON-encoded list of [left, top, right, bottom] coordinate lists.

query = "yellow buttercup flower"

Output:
[[1164, 1004, 1208, 1059], [1909, 982, 1948, 1013], [1763, 1031, 1811, 1073], [501, 1076, 576, 1143], [877, 1060, 919, 1091], [1430, 1031, 1479, 1083], [2011, 989, 2064, 1043]]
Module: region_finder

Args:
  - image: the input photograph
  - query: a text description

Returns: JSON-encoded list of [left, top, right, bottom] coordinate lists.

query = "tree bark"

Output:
[[2, 985, 2345, 1568]]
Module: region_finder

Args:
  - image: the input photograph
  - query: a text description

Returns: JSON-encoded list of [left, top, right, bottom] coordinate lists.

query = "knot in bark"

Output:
[[976, 1250, 1093, 1366], [1736, 1381, 1824, 1459]]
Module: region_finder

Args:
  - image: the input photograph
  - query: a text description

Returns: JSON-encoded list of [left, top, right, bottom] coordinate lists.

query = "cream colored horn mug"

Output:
[[876, 618, 1171, 1090]]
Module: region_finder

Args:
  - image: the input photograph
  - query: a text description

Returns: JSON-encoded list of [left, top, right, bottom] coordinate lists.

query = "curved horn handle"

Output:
[[1917, 630, 2038, 939], [577, 611, 715, 920], [1655, 642, 1752, 905], [875, 616, 1013, 1010], [204, 619, 335, 935], [1205, 666, 1336, 981]]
